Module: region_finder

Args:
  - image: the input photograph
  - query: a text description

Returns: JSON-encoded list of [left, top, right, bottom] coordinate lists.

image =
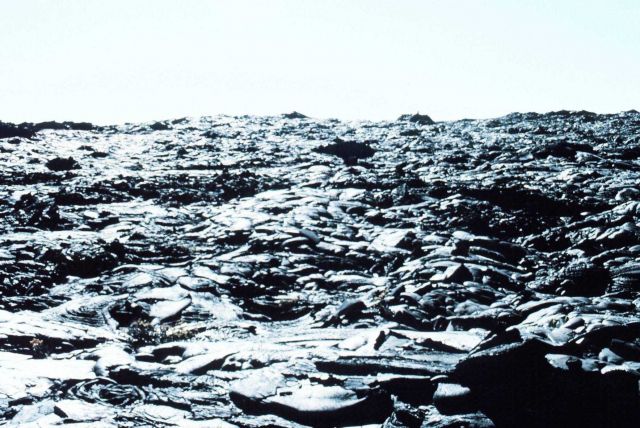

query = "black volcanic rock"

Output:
[[398, 112, 435, 125], [0, 121, 35, 139], [432, 383, 476, 415], [14, 194, 63, 230], [533, 140, 594, 159], [283, 111, 307, 119], [45, 156, 79, 171], [149, 121, 171, 131], [314, 137, 376, 164], [0, 121, 94, 140], [1, 112, 640, 427], [230, 370, 392, 426], [31, 121, 94, 132]]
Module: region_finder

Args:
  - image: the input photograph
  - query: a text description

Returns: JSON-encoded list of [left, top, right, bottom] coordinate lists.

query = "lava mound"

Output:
[[313, 137, 376, 164]]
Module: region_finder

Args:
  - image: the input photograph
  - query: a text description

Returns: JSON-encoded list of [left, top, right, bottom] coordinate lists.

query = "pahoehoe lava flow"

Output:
[[1, 110, 640, 427]]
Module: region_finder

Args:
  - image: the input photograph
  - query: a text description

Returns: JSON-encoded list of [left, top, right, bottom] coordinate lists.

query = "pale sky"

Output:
[[0, 0, 638, 124]]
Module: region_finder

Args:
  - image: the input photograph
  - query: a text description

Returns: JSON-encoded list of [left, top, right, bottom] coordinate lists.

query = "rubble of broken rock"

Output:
[[0, 110, 640, 427]]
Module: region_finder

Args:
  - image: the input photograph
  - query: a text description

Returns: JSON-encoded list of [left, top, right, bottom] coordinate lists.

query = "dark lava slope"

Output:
[[1, 111, 640, 427]]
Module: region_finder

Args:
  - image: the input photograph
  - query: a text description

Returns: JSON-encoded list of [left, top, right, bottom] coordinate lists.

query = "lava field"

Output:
[[1, 110, 640, 427]]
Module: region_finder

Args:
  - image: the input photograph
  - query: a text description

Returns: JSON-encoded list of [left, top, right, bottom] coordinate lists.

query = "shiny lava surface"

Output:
[[1, 111, 640, 427]]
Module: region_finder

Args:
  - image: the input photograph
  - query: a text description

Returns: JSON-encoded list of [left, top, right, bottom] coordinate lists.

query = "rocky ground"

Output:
[[0, 110, 639, 427]]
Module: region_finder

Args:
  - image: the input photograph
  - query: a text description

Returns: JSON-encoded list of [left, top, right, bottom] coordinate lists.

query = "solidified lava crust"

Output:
[[1, 111, 640, 427]]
